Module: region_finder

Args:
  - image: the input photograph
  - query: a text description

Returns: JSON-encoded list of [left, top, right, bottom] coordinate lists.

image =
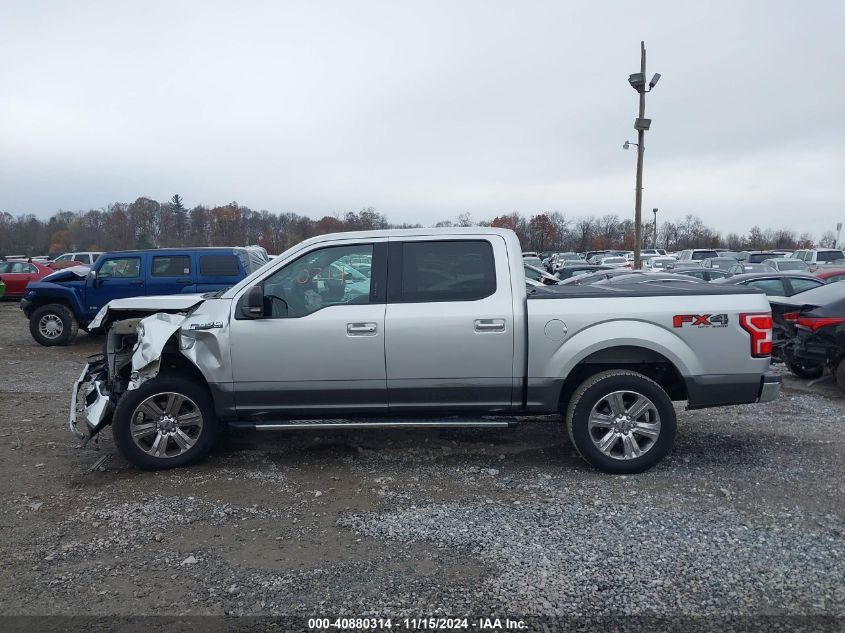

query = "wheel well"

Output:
[[558, 345, 687, 409], [30, 297, 73, 313], [159, 348, 212, 394]]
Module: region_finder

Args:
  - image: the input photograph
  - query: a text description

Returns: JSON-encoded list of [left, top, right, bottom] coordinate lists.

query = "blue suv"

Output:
[[21, 247, 268, 346]]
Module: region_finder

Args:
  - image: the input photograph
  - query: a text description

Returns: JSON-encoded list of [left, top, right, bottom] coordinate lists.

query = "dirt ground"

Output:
[[0, 301, 843, 624]]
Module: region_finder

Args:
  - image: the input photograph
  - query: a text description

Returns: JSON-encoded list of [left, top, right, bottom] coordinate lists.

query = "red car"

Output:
[[813, 267, 845, 284], [0, 261, 53, 298]]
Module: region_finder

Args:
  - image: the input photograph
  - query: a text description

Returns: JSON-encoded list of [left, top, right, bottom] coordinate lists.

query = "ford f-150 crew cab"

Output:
[[70, 228, 781, 474]]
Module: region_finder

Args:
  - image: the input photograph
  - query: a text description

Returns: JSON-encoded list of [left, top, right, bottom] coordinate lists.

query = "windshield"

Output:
[[770, 259, 807, 271]]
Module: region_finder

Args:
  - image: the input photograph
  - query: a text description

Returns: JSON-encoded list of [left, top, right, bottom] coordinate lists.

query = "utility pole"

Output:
[[626, 42, 660, 269], [634, 43, 646, 268], [653, 208, 658, 248], [837, 222, 842, 248]]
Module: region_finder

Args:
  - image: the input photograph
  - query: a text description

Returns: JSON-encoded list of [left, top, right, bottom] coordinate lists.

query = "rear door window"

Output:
[[199, 254, 240, 276], [152, 256, 191, 277], [396, 240, 496, 302]]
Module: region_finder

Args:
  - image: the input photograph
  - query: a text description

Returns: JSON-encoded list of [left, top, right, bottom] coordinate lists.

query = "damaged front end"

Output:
[[69, 297, 231, 444], [69, 312, 190, 442]]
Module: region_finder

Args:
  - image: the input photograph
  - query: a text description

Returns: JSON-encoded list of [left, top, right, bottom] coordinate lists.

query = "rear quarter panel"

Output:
[[528, 292, 772, 381]]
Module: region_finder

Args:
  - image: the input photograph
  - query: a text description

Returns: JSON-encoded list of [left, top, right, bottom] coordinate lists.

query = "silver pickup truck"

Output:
[[70, 228, 780, 474]]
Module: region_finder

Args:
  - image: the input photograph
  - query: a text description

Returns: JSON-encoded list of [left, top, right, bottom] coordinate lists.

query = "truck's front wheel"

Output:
[[29, 303, 78, 346], [566, 370, 676, 474], [112, 374, 219, 470]]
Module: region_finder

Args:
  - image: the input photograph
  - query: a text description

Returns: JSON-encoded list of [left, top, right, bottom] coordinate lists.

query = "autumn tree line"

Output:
[[0, 195, 835, 257]]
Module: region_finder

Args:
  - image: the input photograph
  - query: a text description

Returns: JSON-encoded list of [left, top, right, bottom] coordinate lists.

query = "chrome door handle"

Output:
[[347, 322, 377, 336], [474, 319, 506, 332]]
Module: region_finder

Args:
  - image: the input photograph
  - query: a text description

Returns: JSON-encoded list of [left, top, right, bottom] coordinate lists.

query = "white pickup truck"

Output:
[[71, 228, 780, 474]]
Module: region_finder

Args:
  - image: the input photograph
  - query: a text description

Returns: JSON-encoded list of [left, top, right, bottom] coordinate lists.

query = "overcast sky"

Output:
[[1, 0, 843, 237]]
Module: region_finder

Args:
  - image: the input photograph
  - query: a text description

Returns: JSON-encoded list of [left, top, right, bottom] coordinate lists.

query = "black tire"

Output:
[[565, 369, 677, 474], [786, 361, 824, 380], [29, 303, 78, 346], [112, 373, 218, 471]]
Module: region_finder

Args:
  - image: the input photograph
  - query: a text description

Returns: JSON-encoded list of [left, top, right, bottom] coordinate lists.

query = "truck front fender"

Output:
[[23, 282, 86, 320], [128, 305, 233, 390]]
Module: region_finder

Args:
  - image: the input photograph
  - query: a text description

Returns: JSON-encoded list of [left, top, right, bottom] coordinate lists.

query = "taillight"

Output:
[[782, 312, 799, 323], [740, 313, 772, 357], [795, 316, 845, 332]]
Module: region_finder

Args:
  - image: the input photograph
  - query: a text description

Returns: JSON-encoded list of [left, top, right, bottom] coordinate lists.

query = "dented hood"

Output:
[[88, 294, 206, 331], [40, 265, 91, 283]]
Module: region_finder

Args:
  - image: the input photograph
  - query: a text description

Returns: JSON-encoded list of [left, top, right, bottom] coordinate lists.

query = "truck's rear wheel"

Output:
[[566, 370, 676, 474], [29, 303, 78, 346], [112, 374, 218, 470]]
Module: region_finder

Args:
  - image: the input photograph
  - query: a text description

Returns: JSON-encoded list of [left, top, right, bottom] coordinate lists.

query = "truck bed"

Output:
[[528, 282, 763, 299]]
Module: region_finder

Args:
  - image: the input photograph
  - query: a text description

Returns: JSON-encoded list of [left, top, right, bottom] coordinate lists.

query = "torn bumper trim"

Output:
[[69, 364, 90, 438], [69, 363, 113, 439]]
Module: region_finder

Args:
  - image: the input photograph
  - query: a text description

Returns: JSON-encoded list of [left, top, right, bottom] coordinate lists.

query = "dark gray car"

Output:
[[712, 272, 825, 297]]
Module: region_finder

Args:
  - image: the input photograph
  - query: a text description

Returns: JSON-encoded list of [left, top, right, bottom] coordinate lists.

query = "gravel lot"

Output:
[[0, 301, 843, 625]]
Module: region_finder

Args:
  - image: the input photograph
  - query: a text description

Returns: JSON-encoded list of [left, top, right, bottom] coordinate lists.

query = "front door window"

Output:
[[262, 244, 374, 318]]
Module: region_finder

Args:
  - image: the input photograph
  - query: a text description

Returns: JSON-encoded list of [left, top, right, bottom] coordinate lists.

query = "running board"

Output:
[[228, 418, 515, 431]]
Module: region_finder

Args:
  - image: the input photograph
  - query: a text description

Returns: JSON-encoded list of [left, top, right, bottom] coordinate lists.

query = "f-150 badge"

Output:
[[189, 321, 224, 330]]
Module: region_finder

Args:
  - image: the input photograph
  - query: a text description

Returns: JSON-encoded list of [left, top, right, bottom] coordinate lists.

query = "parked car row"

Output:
[[524, 253, 845, 392], [522, 251, 843, 291]]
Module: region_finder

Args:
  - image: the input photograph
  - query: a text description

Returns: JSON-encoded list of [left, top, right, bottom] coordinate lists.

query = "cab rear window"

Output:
[[199, 255, 240, 276]]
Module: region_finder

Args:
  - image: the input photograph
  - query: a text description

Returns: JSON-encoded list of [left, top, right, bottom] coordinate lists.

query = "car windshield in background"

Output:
[[601, 257, 626, 264], [746, 253, 780, 263], [767, 259, 808, 271], [734, 264, 771, 273], [706, 258, 739, 269]]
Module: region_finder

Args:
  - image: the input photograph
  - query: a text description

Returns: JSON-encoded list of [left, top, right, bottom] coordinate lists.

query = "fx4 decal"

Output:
[[673, 314, 729, 328]]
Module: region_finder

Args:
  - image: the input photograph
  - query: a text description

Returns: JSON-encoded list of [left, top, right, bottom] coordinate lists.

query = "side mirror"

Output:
[[89, 270, 100, 288], [241, 285, 265, 318]]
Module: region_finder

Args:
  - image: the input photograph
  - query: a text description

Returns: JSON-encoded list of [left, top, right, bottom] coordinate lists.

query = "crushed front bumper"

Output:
[[69, 360, 113, 440]]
